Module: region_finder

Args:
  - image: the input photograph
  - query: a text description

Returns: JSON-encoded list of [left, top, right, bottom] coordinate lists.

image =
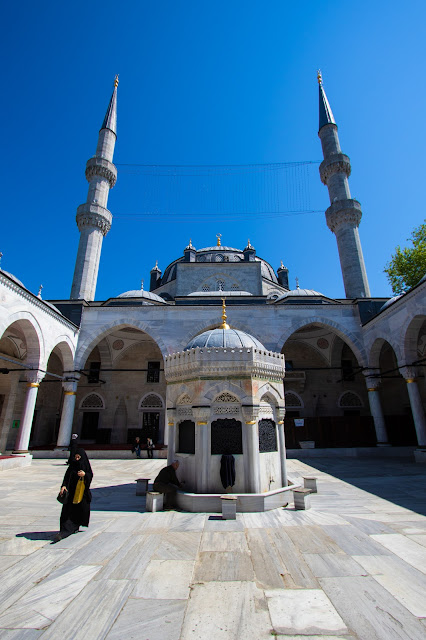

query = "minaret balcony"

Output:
[[325, 199, 362, 233], [76, 203, 112, 236], [319, 153, 351, 185], [85, 157, 117, 188]]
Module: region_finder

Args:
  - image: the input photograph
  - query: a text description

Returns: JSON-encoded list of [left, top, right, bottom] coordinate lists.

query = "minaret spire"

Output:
[[70, 78, 118, 300], [317, 72, 370, 298]]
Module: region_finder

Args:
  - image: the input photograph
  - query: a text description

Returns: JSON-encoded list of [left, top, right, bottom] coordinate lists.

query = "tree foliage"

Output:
[[384, 221, 426, 295]]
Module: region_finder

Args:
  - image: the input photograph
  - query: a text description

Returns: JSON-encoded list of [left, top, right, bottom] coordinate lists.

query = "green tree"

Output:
[[384, 221, 426, 294]]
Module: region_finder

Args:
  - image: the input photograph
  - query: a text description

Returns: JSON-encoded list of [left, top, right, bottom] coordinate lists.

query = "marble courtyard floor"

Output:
[[1, 458, 426, 639]]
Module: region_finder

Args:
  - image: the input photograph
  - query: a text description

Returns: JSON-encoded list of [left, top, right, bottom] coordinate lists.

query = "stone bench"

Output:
[[135, 478, 150, 495], [146, 491, 164, 512], [303, 476, 318, 493], [220, 495, 237, 520], [292, 487, 312, 510]]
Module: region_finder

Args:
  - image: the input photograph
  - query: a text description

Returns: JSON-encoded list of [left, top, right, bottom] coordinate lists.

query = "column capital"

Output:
[[62, 373, 80, 394], [363, 369, 381, 391], [241, 405, 259, 423], [24, 371, 44, 385], [167, 408, 177, 425], [400, 366, 419, 382]]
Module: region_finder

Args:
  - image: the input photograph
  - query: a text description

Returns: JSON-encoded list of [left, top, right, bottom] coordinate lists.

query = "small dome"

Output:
[[275, 288, 325, 301], [116, 289, 167, 303], [1, 270, 26, 289], [380, 294, 403, 311], [185, 328, 265, 350]]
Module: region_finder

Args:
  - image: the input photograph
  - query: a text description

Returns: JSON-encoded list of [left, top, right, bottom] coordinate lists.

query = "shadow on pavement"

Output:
[[304, 456, 426, 517]]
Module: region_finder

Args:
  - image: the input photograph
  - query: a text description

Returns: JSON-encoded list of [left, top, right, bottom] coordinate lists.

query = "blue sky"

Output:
[[2, 1, 426, 301]]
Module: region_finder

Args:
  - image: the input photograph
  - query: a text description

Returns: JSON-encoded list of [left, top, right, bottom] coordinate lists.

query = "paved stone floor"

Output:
[[1, 457, 426, 639]]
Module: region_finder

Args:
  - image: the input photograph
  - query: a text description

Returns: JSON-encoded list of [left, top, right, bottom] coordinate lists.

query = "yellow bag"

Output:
[[72, 478, 85, 504]]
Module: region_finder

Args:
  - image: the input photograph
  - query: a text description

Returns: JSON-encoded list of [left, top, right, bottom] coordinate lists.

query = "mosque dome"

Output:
[[185, 327, 265, 350], [116, 289, 167, 303]]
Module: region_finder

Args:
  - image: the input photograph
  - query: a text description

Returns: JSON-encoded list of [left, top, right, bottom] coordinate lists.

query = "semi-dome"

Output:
[[116, 289, 167, 303], [185, 327, 265, 350]]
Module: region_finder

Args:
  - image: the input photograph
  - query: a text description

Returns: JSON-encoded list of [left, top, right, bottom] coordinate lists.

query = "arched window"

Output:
[[139, 394, 164, 409], [202, 284, 210, 292], [338, 392, 363, 408], [80, 393, 105, 409], [285, 392, 303, 408]]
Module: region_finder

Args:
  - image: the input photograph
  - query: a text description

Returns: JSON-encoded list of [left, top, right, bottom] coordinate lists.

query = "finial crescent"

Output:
[[114, 74, 119, 88], [317, 69, 322, 85], [216, 233, 222, 247]]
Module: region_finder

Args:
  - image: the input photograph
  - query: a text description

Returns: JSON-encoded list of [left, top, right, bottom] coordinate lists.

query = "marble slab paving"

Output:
[[265, 588, 348, 636], [0, 564, 101, 629], [303, 553, 368, 578], [245, 528, 287, 589], [370, 533, 426, 573], [65, 532, 131, 567], [37, 579, 134, 640], [320, 575, 426, 639], [352, 554, 426, 617], [133, 559, 195, 599], [95, 533, 160, 580], [153, 531, 201, 560], [200, 531, 249, 553], [193, 551, 254, 582], [0, 548, 73, 615], [0, 630, 44, 639], [105, 598, 187, 640], [169, 513, 206, 532], [180, 581, 272, 640], [285, 525, 344, 554], [407, 533, 426, 548], [267, 528, 319, 589], [322, 525, 393, 556], [0, 556, 24, 572]]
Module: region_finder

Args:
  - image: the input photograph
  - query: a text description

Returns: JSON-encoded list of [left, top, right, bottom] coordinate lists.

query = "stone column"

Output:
[[363, 371, 389, 446], [242, 406, 260, 493], [166, 408, 177, 464], [193, 407, 210, 492], [277, 407, 288, 486], [56, 377, 80, 448], [13, 372, 44, 454], [0, 371, 20, 453], [401, 367, 426, 447]]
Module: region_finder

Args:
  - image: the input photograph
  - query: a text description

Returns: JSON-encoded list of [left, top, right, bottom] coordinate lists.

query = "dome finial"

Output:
[[141, 279, 144, 291], [37, 284, 43, 299], [295, 277, 300, 290], [114, 74, 119, 88], [216, 233, 222, 247], [317, 69, 322, 85], [220, 298, 230, 329]]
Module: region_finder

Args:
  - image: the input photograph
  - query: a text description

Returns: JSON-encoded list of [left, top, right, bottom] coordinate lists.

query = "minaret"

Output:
[[70, 77, 118, 300], [318, 71, 370, 298]]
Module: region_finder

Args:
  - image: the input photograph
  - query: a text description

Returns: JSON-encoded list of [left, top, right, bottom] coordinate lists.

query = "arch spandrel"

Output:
[[75, 320, 167, 369], [276, 316, 367, 367]]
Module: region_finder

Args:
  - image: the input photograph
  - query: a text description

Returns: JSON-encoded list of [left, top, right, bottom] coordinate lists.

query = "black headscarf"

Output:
[[62, 448, 93, 494]]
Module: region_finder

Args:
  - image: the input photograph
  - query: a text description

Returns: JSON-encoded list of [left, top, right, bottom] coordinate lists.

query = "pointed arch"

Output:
[[277, 316, 366, 367], [0, 313, 44, 369], [80, 392, 105, 409], [285, 391, 304, 408], [75, 320, 167, 369]]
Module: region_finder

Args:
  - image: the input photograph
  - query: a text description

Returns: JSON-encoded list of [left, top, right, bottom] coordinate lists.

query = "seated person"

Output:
[[153, 460, 184, 505]]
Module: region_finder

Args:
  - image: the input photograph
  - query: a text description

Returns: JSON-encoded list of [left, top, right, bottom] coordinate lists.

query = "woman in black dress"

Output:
[[54, 448, 93, 541]]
